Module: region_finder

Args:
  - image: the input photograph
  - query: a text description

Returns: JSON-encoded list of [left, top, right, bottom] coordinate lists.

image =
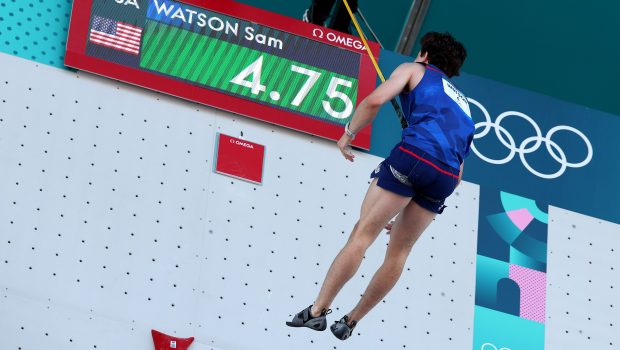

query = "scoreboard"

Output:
[[65, 0, 380, 149]]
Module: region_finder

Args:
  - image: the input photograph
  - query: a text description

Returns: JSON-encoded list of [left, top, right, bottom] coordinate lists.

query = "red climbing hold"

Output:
[[151, 329, 195, 350]]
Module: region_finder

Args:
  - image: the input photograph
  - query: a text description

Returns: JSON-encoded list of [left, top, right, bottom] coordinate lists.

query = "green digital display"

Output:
[[140, 20, 359, 124], [67, 0, 375, 147]]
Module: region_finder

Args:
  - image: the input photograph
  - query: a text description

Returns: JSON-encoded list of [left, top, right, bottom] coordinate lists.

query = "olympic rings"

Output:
[[468, 98, 593, 179]]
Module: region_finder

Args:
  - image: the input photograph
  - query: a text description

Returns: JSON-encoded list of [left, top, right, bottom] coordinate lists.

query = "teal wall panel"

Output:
[[0, 0, 72, 68], [473, 305, 545, 350], [416, 0, 620, 116]]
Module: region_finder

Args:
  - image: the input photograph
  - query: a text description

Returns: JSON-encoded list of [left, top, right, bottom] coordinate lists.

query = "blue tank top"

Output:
[[399, 64, 475, 169]]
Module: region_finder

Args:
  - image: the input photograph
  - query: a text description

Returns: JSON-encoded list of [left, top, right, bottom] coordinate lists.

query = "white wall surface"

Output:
[[0, 53, 481, 349], [546, 206, 620, 350]]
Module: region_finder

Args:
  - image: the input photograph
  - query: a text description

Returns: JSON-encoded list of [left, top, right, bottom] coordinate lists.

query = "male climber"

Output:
[[286, 32, 473, 340]]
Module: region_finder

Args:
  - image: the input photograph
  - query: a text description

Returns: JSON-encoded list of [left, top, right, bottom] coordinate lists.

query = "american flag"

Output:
[[89, 16, 143, 55]]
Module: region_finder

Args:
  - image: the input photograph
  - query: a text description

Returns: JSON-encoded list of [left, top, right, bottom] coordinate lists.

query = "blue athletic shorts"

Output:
[[370, 142, 460, 214]]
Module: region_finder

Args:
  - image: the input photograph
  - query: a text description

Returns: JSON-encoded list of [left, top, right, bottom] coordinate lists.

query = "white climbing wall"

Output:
[[0, 53, 481, 349], [546, 206, 620, 350]]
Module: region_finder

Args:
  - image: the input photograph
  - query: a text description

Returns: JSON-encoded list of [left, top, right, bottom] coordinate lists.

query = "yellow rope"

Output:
[[341, 0, 386, 82], [341, 0, 408, 128]]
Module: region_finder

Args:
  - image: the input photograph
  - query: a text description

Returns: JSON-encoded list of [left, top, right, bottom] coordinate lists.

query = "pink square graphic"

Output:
[[509, 264, 547, 323], [507, 208, 534, 231]]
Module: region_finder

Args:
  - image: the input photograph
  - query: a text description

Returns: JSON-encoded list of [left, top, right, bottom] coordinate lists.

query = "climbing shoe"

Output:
[[330, 315, 357, 340], [286, 305, 331, 331]]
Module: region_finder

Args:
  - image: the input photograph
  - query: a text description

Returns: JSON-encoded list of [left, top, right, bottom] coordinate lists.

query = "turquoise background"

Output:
[[416, 0, 620, 118], [473, 305, 545, 350], [0, 0, 72, 67], [475, 255, 510, 311]]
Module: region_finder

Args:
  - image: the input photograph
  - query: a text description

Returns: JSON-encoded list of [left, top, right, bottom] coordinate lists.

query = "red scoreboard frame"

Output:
[[65, 0, 380, 149]]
